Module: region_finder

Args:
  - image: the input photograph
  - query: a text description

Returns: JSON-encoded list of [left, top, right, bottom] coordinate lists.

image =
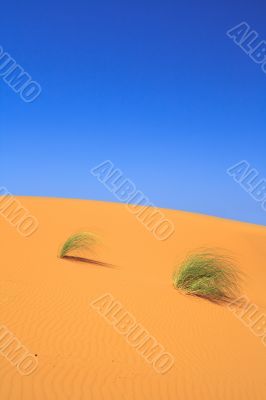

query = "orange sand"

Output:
[[0, 197, 266, 399]]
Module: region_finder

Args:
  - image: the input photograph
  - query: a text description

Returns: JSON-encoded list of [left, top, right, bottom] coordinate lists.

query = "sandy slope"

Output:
[[0, 196, 266, 400]]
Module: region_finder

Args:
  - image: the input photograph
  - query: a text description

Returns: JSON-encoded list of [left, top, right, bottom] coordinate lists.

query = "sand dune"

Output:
[[0, 197, 266, 399]]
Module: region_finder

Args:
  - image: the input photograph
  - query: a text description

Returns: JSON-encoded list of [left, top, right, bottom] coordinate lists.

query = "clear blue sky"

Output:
[[1, 0, 266, 225]]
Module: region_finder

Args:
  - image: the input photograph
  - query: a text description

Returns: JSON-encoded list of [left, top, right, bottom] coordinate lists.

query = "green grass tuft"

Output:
[[173, 250, 241, 304], [59, 232, 98, 258]]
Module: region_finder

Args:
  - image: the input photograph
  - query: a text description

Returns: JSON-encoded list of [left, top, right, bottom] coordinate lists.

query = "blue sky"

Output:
[[1, 0, 266, 225]]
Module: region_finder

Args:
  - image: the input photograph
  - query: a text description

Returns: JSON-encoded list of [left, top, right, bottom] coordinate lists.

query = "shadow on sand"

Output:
[[62, 255, 117, 269]]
